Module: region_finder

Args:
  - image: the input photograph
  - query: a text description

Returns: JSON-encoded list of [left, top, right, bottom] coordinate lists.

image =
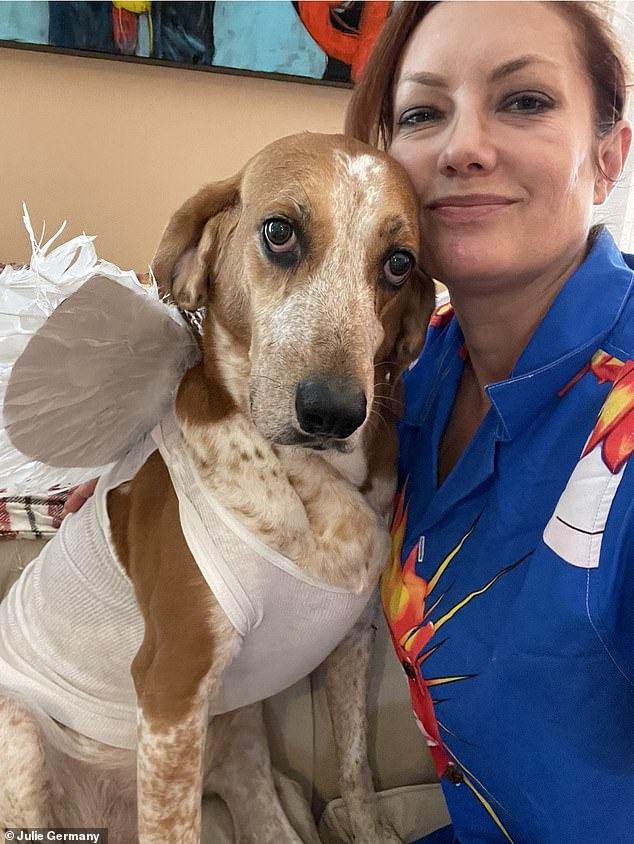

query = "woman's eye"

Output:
[[263, 218, 297, 253], [383, 251, 414, 287], [503, 92, 553, 114], [397, 107, 442, 127]]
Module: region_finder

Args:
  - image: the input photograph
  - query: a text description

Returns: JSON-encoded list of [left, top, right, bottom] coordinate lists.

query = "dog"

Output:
[[0, 132, 433, 843]]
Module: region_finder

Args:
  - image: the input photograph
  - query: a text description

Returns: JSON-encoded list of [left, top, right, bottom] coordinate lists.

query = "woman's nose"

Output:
[[437, 108, 496, 177]]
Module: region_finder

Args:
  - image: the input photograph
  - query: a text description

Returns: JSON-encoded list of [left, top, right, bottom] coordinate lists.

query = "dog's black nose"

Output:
[[295, 375, 367, 440]]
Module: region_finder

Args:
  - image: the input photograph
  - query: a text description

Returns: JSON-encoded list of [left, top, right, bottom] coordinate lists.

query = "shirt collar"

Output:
[[487, 228, 634, 441]]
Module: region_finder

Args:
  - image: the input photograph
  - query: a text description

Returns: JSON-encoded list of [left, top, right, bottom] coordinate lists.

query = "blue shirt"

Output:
[[382, 229, 634, 844]]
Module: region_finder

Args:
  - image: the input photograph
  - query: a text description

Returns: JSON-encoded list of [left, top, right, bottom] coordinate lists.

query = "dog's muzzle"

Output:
[[295, 374, 367, 441]]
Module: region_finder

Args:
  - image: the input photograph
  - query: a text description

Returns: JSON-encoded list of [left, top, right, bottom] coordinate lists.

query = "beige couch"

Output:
[[0, 536, 450, 842]]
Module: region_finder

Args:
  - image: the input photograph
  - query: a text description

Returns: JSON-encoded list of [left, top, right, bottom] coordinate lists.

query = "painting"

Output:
[[0, 1, 393, 86]]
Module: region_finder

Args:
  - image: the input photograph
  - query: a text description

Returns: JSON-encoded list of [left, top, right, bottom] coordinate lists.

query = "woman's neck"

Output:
[[449, 248, 586, 397], [436, 241, 591, 485], [453, 292, 543, 391]]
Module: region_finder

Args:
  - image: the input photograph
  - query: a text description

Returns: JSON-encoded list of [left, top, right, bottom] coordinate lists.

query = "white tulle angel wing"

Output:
[[0, 208, 201, 495]]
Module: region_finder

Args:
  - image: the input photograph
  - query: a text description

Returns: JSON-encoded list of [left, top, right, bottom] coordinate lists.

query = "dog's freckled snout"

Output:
[[295, 375, 367, 440]]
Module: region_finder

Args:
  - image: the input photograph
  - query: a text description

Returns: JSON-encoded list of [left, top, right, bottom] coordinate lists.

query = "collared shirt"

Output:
[[382, 229, 634, 843]]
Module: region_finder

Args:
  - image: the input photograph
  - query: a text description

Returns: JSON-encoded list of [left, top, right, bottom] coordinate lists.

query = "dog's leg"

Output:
[[109, 453, 244, 843], [136, 689, 208, 843], [322, 595, 401, 844], [0, 692, 57, 828], [133, 606, 241, 844], [0, 691, 137, 835], [204, 702, 319, 844]]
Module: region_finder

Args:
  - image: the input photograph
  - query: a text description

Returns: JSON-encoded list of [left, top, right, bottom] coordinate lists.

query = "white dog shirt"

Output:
[[0, 416, 374, 750]]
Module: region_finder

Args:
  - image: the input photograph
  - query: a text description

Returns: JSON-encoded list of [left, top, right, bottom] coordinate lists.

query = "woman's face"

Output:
[[389, 1, 628, 290]]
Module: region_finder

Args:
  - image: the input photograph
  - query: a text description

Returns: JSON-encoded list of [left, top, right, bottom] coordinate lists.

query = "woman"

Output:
[[348, 2, 633, 843]]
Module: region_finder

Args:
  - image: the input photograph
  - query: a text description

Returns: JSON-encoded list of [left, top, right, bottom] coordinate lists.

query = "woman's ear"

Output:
[[594, 119, 633, 205]]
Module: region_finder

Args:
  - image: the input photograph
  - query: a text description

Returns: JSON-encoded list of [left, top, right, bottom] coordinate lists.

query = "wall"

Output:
[[0, 47, 351, 269]]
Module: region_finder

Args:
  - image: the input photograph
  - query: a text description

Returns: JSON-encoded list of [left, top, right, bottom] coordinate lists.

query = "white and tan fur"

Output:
[[0, 133, 433, 843]]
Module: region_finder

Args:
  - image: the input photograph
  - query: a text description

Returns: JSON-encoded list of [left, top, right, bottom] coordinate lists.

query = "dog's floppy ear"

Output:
[[379, 264, 435, 376], [152, 174, 241, 311]]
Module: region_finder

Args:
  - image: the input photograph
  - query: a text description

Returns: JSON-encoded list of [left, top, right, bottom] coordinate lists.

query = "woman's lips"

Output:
[[428, 195, 516, 223]]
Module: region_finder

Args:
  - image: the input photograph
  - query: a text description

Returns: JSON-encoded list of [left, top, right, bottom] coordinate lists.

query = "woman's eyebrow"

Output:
[[398, 55, 560, 90], [489, 55, 559, 82], [397, 71, 447, 89]]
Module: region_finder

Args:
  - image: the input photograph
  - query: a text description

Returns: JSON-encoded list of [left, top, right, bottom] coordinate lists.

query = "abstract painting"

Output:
[[0, 1, 394, 86]]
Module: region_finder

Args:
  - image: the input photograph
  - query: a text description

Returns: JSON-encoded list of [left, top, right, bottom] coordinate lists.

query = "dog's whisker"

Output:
[[372, 396, 405, 415], [372, 393, 403, 409], [368, 406, 392, 434]]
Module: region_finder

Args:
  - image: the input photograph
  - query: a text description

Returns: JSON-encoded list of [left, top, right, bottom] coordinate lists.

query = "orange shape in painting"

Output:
[[297, 1, 391, 81]]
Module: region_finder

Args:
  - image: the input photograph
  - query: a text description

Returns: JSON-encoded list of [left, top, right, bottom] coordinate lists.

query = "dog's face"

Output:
[[153, 133, 433, 452]]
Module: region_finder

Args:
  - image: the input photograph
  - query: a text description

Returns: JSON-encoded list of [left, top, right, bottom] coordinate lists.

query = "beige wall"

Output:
[[1, 47, 351, 270]]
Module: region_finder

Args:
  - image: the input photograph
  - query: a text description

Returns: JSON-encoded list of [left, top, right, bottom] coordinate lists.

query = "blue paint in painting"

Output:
[[151, 3, 214, 65], [213, 1, 326, 79], [48, 2, 113, 52], [137, 14, 151, 58], [0, 1, 48, 45]]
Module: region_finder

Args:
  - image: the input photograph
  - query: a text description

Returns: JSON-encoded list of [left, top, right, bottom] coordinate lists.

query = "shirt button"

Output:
[[401, 659, 417, 680], [443, 762, 464, 785]]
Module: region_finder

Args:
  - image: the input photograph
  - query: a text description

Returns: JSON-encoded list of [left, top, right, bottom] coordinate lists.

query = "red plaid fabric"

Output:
[[0, 491, 69, 539]]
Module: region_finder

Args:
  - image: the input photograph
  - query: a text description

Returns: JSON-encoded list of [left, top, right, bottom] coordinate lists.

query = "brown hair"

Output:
[[345, 1, 630, 149]]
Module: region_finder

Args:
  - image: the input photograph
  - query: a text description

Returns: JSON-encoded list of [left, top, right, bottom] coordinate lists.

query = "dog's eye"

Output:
[[383, 251, 414, 286], [263, 219, 297, 252]]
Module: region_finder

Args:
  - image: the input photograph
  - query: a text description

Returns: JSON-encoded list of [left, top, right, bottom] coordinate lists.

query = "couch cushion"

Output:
[[319, 783, 451, 844]]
